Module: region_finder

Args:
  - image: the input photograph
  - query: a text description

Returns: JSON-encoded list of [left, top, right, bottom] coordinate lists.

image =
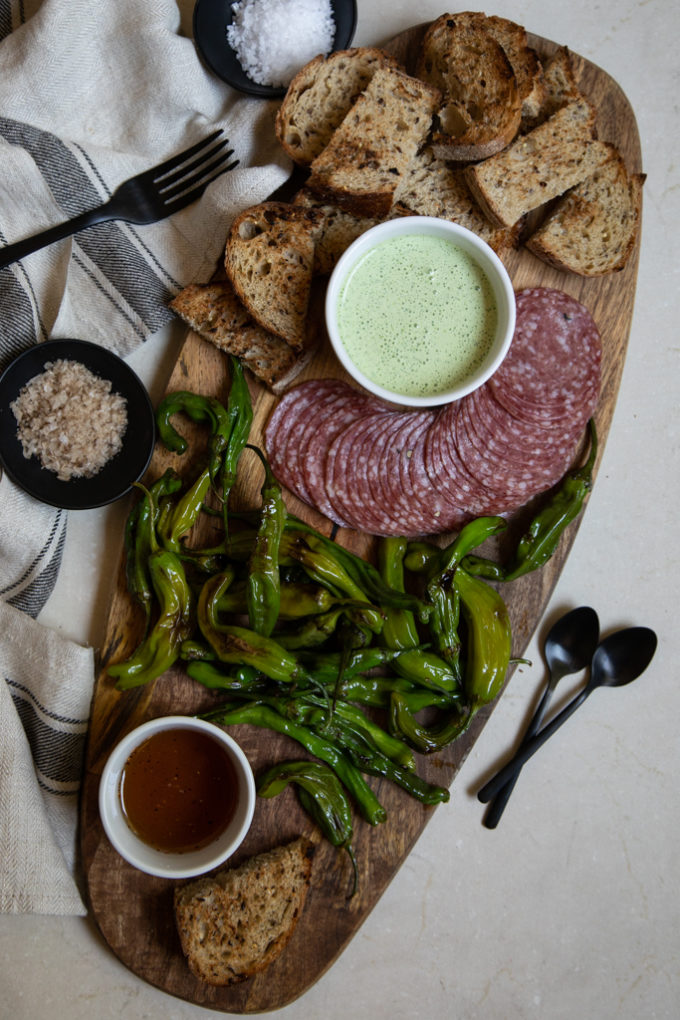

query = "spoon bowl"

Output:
[[544, 606, 601, 684], [482, 606, 600, 827], [590, 626, 658, 691], [478, 625, 658, 804]]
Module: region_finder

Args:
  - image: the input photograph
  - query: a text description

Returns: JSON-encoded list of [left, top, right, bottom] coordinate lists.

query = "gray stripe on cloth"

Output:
[[0, 263, 40, 371], [0, 116, 175, 333], [0, 0, 22, 41], [7, 679, 86, 791], [1, 508, 67, 617]]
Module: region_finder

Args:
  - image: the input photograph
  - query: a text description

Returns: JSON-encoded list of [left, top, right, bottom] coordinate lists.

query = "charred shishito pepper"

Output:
[[461, 421, 598, 583], [454, 567, 512, 709], [245, 445, 285, 638], [155, 357, 252, 541], [123, 469, 182, 633], [197, 569, 313, 686], [257, 760, 358, 895], [109, 545, 194, 689], [502, 418, 598, 581], [204, 700, 387, 827]]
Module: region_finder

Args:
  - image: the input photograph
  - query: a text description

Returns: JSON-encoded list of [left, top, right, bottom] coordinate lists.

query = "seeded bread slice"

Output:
[[416, 13, 522, 162], [224, 202, 320, 350], [306, 66, 441, 217], [169, 280, 313, 392], [275, 47, 401, 166], [523, 46, 583, 131], [465, 98, 612, 228], [292, 187, 380, 275], [392, 146, 519, 261], [525, 145, 645, 275], [438, 12, 545, 123], [174, 837, 315, 986]]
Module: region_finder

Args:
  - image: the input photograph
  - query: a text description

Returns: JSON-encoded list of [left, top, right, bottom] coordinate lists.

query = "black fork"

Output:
[[0, 130, 238, 270]]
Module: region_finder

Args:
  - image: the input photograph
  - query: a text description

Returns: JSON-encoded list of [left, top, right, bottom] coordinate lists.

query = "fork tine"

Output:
[[160, 148, 236, 198], [149, 129, 224, 180], [155, 137, 232, 191], [161, 156, 240, 210]]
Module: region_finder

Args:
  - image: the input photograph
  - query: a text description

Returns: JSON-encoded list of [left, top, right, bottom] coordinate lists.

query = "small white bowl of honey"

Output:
[[98, 715, 256, 879]]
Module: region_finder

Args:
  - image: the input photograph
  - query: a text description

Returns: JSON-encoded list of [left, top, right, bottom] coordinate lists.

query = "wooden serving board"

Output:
[[80, 24, 643, 1014]]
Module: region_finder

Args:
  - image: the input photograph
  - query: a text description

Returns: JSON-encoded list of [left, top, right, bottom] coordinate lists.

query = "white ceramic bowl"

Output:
[[98, 716, 256, 879], [325, 217, 516, 408]]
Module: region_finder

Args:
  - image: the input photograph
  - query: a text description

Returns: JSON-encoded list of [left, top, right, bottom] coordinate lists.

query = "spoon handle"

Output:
[[478, 687, 590, 804], [482, 681, 555, 828]]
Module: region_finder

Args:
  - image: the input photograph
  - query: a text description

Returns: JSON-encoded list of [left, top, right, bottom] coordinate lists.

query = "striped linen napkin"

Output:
[[0, 0, 290, 913]]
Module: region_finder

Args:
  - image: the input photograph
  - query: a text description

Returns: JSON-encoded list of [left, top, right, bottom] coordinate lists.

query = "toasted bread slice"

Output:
[[524, 46, 583, 130], [416, 13, 522, 162], [440, 12, 546, 122], [169, 280, 313, 392], [292, 187, 380, 275], [306, 66, 440, 217], [525, 145, 645, 275], [224, 201, 319, 350], [275, 47, 402, 166], [392, 146, 519, 261], [174, 837, 315, 986], [465, 98, 611, 227]]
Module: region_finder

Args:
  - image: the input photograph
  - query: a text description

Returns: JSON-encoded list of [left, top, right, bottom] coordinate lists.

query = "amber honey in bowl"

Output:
[[119, 727, 239, 854]]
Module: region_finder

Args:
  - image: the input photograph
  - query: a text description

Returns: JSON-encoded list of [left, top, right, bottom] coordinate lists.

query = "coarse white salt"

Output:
[[227, 0, 335, 88], [11, 359, 127, 482]]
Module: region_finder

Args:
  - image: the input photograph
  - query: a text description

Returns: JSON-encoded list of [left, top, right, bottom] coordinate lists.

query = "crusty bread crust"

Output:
[[292, 188, 381, 275], [169, 280, 313, 391], [174, 837, 315, 986], [416, 13, 522, 162], [525, 145, 645, 275], [464, 99, 611, 227], [224, 202, 320, 349], [523, 46, 583, 131], [275, 47, 402, 166], [437, 12, 546, 122], [391, 145, 519, 261], [306, 66, 440, 217]]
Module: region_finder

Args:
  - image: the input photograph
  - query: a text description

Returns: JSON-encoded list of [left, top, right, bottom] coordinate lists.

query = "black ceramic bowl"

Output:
[[193, 0, 358, 98], [0, 339, 155, 510]]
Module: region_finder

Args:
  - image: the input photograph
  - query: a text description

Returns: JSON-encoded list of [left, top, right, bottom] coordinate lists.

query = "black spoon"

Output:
[[482, 606, 600, 828], [478, 626, 658, 804]]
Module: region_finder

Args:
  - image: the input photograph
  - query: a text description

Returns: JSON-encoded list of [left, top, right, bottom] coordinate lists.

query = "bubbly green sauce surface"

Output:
[[337, 234, 498, 397]]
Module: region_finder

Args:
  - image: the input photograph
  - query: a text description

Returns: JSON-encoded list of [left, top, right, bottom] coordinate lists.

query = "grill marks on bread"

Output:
[[465, 99, 612, 228]]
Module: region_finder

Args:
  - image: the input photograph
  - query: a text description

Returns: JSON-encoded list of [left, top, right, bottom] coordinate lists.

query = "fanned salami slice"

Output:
[[325, 410, 404, 533], [359, 412, 426, 534], [301, 385, 385, 526], [489, 288, 601, 425], [380, 412, 443, 536], [265, 379, 348, 503], [425, 403, 503, 517], [264, 287, 601, 537]]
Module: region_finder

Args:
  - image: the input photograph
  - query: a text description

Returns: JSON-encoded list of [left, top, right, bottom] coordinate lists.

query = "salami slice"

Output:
[[489, 288, 601, 425], [424, 403, 503, 517], [301, 387, 385, 526], [379, 412, 445, 535], [324, 410, 404, 533], [265, 379, 349, 503]]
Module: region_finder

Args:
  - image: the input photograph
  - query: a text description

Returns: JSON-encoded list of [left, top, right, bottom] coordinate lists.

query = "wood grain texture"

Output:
[[79, 25, 643, 1014]]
